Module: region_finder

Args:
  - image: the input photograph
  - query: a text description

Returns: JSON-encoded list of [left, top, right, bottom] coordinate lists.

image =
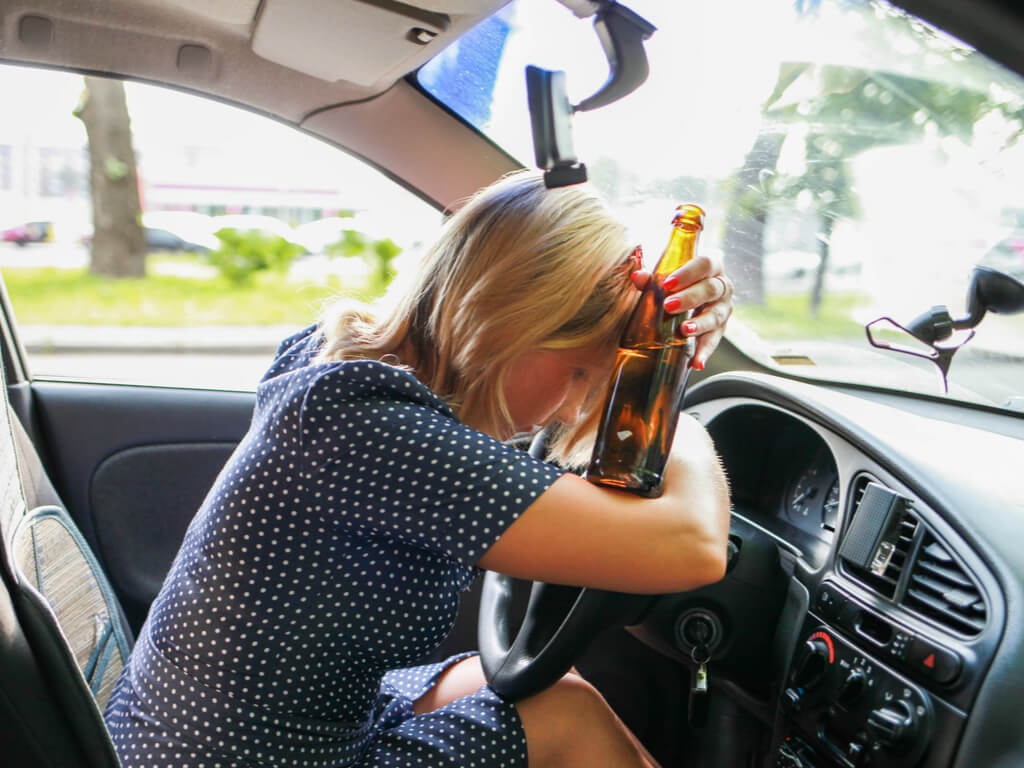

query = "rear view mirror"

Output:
[[527, 1, 655, 188], [526, 66, 586, 188]]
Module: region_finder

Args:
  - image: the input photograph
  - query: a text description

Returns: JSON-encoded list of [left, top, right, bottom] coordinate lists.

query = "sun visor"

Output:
[[252, 0, 504, 88], [168, 0, 261, 25]]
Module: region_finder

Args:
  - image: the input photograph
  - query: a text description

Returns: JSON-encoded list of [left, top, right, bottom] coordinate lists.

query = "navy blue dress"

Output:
[[104, 326, 564, 767]]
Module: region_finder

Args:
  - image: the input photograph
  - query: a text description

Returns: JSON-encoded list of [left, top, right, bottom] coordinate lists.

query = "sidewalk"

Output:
[[18, 325, 296, 355]]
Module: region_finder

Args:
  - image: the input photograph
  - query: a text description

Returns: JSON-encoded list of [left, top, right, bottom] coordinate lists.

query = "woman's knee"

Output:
[[413, 656, 487, 715], [516, 672, 616, 765], [541, 672, 606, 714]]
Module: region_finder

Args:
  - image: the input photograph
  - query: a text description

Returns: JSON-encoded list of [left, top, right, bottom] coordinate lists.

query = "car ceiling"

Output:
[[0, 0, 1022, 211]]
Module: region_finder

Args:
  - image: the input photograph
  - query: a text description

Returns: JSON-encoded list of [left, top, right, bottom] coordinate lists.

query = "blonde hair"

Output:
[[316, 170, 637, 464]]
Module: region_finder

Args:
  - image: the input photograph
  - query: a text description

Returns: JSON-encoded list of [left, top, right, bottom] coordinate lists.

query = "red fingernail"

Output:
[[683, 321, 698, 335], [693, 359, 705, 371], [664, 297, 682, 313], [663, 277, 680, 293]]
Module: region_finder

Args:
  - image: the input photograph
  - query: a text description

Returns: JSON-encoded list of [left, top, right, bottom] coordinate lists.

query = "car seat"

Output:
[[0, 356, 128, 766]]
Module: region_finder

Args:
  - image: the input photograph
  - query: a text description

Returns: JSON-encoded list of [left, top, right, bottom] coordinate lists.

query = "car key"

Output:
[[691, 643, 710, 694], [694, 660, 709, 693], [689, 644, 711, 727]]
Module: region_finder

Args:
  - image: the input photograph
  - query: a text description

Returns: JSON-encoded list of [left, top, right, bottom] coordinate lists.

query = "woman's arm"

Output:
[[477, 415, 731, 594]]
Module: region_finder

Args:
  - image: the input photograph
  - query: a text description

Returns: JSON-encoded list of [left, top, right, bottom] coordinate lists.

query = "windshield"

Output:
[[419, 0, 1024, 412]]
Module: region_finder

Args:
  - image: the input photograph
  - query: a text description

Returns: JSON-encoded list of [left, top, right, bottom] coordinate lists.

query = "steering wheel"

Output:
[[477, 427, 656, 702]]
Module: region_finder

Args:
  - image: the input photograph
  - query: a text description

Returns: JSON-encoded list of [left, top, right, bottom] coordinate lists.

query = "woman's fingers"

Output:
[[663, 268, 733, 321], [690, 297, 734, 368], [629, 258, 735, 369], [663, 273, 731, 315], [661, 262, 734, 370], [630, 269, 651, 290], [661, 252, 722, 293]]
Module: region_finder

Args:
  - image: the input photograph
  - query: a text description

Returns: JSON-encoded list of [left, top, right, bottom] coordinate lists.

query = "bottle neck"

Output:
[[653, 224, 701, 280]]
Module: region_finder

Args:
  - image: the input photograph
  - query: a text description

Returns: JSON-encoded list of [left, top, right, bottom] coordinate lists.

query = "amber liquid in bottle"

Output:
[[585, 205, 705, 497]]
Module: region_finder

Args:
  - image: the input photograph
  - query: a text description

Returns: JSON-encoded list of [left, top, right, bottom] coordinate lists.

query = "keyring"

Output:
[[690, 644, 711, 665]]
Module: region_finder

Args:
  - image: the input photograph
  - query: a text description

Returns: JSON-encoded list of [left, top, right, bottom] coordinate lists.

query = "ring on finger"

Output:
[[712, 275, 728, 299]]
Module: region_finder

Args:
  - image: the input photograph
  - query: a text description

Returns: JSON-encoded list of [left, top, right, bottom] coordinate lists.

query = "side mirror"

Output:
[[865, 266, 1024, 393]]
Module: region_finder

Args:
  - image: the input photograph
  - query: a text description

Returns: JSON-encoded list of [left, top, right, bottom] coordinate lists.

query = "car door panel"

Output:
[[30, 381, 254, 631]]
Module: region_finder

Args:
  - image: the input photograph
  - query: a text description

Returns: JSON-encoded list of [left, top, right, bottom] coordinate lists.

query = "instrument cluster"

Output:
[[704, 404, 839, 566], [784, 448, 840, 541]]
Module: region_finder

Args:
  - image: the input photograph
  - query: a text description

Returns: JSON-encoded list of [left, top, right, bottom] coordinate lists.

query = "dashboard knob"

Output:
[[867, 700, 917, 750], [790, 638, 831, 689], [836, 669, 867, 708]]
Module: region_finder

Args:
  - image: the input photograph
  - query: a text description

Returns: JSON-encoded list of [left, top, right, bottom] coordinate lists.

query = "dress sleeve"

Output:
[[260, 325, 320, 383], [299, 364, 564, 565]]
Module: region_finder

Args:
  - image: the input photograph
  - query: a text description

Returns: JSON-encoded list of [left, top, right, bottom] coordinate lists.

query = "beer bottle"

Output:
[[585, 204, 705, 497]]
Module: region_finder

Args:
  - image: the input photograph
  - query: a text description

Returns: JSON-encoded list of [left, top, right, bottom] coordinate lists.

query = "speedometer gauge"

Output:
[[788, 465, 820, 521], [822, 480, 839, 533]]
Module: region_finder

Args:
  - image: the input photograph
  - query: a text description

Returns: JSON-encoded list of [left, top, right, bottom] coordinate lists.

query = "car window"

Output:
[[0, 64, 442, 390], [419, 0, 1024, 413]]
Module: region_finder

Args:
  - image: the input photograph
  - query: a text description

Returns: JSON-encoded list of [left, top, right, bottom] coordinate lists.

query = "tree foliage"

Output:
[[721, 0, 1024, 310]]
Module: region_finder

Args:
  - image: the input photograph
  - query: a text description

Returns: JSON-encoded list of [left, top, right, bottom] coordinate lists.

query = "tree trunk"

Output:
[[75, 77, 145, 278], [721, 132, 786, 305], [809, 213, 834, 318]]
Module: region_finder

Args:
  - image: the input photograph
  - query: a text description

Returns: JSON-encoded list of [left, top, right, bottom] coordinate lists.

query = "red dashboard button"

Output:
[[908, 638, 961, 685]]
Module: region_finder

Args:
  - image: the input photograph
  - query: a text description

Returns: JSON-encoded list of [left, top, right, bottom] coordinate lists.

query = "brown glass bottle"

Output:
[[585, 204, 705, 497]]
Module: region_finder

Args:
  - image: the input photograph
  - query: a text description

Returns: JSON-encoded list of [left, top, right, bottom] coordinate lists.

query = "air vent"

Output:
[[841, 478, 918, 599], [904, 533, 987, 636]]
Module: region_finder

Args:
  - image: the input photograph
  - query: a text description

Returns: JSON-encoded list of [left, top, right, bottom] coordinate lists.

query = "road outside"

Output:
[[0, 240, 89, 269]]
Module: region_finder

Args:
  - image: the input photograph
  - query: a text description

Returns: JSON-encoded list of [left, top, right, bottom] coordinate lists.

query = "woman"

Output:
[[104, 170, 733, 768]]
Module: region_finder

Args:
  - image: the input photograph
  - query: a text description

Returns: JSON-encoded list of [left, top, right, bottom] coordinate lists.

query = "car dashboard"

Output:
[[652, 372, 1024, 768]]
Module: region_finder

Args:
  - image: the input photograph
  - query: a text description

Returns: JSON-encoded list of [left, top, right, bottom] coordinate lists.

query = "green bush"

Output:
[[208, 228, 305, 284], [326, 229, 402, 292]]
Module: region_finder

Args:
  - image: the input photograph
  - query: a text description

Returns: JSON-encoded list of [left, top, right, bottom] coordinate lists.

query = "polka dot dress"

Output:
[[104, 326, 564, 767]]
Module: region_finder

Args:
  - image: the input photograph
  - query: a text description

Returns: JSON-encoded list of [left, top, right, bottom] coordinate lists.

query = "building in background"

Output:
[[0, 68, 438, 248]]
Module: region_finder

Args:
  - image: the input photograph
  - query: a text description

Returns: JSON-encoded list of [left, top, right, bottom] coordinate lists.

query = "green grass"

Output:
[[5, 264, 874, 338], [1, 265, 381, 326], [734, 292, 871, 339]]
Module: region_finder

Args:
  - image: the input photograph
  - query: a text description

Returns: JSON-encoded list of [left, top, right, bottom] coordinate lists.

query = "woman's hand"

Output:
[[631, 252, 734, 370]]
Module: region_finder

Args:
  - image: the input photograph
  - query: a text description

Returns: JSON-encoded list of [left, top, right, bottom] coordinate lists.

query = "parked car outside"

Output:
[[1, 220, 53, 246], [141, 211, 219, 253], [80, 217, 218, 254], [142, 227, 214, 254]]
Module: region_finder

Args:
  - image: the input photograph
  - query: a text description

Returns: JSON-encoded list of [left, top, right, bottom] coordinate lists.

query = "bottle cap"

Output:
[[672, 204, 705, 230]]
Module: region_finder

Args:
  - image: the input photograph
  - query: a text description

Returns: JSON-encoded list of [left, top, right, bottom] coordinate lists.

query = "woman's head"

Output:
[[318, 170, 637, 456]]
